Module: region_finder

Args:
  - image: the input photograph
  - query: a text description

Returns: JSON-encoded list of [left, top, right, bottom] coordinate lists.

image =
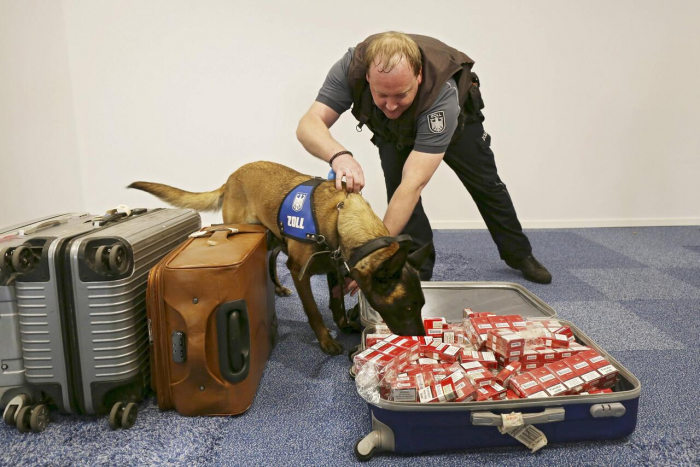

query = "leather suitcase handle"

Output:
[[216, 299, 251, 383]]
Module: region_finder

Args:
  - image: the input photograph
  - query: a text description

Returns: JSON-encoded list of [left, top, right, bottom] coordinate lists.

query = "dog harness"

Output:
[[277, 178, 324, 243]]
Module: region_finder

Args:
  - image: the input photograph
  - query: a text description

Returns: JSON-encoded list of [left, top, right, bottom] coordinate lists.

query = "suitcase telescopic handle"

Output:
[[471, 407, 565, 427], [216, 299, 251, 383], [17, 215, 75, 236]]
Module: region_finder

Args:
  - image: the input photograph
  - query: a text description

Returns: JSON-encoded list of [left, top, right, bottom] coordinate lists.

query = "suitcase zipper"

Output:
[[151, 239, 192, 409]]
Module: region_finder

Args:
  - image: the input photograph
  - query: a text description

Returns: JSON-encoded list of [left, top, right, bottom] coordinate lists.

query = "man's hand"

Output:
[[331, 276, 360, 298], [332, 154, 365, 193]]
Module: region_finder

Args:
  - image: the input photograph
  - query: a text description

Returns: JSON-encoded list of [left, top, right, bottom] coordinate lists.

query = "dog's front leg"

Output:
[[326, 272, 360, 333], [290, 270, 344, 355]]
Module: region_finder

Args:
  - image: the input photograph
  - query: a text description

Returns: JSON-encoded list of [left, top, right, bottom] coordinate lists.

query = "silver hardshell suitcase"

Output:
[[1, 213, 92, 427], [12, 208, 200, 433]]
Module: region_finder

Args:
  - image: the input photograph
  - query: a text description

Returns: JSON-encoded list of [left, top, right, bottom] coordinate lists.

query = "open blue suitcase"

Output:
[[353, 282, 641, 460]]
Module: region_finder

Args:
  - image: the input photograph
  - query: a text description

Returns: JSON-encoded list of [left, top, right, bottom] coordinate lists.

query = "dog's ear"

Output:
[[375, 242, 410, 280], [407, 241, 434, 270]]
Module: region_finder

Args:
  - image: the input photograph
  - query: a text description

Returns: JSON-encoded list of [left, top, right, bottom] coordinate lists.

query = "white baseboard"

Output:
[[431, 218, 700, 229]]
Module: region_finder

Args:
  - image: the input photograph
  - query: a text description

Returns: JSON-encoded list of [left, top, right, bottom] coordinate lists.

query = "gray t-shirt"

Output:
[[316, 48, 460, 154]]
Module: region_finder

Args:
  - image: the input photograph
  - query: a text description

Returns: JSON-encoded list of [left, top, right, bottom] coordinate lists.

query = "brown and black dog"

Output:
[[129, 161, 428, 355]]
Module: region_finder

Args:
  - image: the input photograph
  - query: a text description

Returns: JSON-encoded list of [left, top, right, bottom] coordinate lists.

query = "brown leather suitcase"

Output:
[[146, 225, 276, 416]]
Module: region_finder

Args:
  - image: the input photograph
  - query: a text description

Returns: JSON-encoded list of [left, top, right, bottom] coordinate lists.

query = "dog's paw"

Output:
[[320, 338, 344, 356], [275, 286, 292, 297]]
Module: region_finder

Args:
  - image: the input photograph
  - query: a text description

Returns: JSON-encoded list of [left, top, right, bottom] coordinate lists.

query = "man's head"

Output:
[[364, 32, 422, 120]]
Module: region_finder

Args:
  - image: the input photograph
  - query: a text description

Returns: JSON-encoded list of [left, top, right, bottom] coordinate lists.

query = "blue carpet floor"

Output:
[[2, 226, 699, 466]]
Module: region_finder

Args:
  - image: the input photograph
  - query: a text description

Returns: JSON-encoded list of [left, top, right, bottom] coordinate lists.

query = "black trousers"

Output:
[[376, 121, 532, 280]]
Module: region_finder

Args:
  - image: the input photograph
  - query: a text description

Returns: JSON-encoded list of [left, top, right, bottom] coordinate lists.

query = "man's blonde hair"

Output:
[[364, 32, 421, 76]]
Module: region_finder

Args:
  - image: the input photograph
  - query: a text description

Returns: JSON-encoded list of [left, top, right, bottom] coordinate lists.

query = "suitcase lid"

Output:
[[359, 281, 556, 327], [166, 224, 268, 269]]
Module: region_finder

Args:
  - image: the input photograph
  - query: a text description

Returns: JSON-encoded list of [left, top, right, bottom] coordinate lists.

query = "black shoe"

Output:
[[505, 255, 552, 284]]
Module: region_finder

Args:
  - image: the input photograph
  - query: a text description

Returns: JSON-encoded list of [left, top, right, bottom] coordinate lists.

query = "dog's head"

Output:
[[351, 241, 432, 336]]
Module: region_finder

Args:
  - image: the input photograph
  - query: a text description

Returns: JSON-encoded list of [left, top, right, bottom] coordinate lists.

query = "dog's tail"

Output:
[[128, 181, 225, 213]]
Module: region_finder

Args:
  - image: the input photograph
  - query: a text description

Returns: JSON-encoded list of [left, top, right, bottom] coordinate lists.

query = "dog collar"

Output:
[[345, 234, 413, 272]]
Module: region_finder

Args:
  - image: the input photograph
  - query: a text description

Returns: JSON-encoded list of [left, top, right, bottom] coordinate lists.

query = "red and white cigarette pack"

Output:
[[541, 330, 570, 349], [505, 389, 521, 400], [475, 382, 507, 401], [353, 349, 398, 377], [366, 333, 391, 347], [418, 357, 439, 366], [538, 347, 558, 364], [565, 355, 599, 390], [487, 330, 525, 358], [460, 361, 495, 387], [423, 318, 446, 339], [433, 370, 477, 402], [546, 361, 584, 394], [582, 351, 619, 387], [382, 337, 420, 361], [427, 344, 462, 363], [553, 326, 575, 341], [581, 388, 613, 395], [463, 308, 475, 320], [555, 348, 575, 360], [495, 361, 522, 386], [468, 317, 494, 348], [418, 385, 438, 403], [530, 368, 568, 397], [460, 350, 498, 370], [487, 315, 512, 331], [509, 373, 549, 399], [505, 315, 528, 331], [497, 353, 521, 369], [441, 331, 456, 344]]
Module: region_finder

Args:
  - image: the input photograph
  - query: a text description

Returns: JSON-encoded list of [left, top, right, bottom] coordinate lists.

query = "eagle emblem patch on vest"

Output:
[[292, 192, 307, 212], [427, 111, 446, 133]]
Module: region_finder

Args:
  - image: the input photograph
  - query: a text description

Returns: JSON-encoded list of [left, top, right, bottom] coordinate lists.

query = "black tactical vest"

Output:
[[347, 34, 475, 148]]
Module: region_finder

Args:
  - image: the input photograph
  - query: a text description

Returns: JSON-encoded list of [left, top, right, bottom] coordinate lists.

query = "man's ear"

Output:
[[417, 67, 423, 85], [407, 241, 433, 270]]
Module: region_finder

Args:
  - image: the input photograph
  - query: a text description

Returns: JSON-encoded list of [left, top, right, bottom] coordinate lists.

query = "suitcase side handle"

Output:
[[216, 299, 251, 383], [471, 407, 565, 427]]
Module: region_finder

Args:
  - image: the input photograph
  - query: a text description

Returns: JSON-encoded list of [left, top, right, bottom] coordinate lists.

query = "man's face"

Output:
[[366, 57, 422, 120]]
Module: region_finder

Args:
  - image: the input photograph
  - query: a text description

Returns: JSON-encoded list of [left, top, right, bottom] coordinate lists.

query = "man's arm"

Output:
[[383, 150, 445, 236], [296, 102, 365, 193]]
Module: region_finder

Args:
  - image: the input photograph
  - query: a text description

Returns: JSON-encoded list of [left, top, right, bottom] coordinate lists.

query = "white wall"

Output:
[[0, 0, 83, 225], [2, 0, 699, 228]]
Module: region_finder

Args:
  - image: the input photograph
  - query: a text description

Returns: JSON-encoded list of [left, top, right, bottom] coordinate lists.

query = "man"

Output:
[[297, 32, 551, 293]]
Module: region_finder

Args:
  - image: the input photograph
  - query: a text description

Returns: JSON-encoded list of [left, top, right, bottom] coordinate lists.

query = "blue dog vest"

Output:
[[277, 178, 324, 243]]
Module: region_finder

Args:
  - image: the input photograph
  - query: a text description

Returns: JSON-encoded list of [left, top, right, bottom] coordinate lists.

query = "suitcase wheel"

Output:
[[15, 406, 32, 433], [11, 245, 36, 274], [354, 434, 378, 462], [121, 402, 138, 430], [3, 394, 32, 427], [29, 404, 50, 433], [108, 244, 128, 274], [3, 405, 18, 427], [109, 402, 138, 430]]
